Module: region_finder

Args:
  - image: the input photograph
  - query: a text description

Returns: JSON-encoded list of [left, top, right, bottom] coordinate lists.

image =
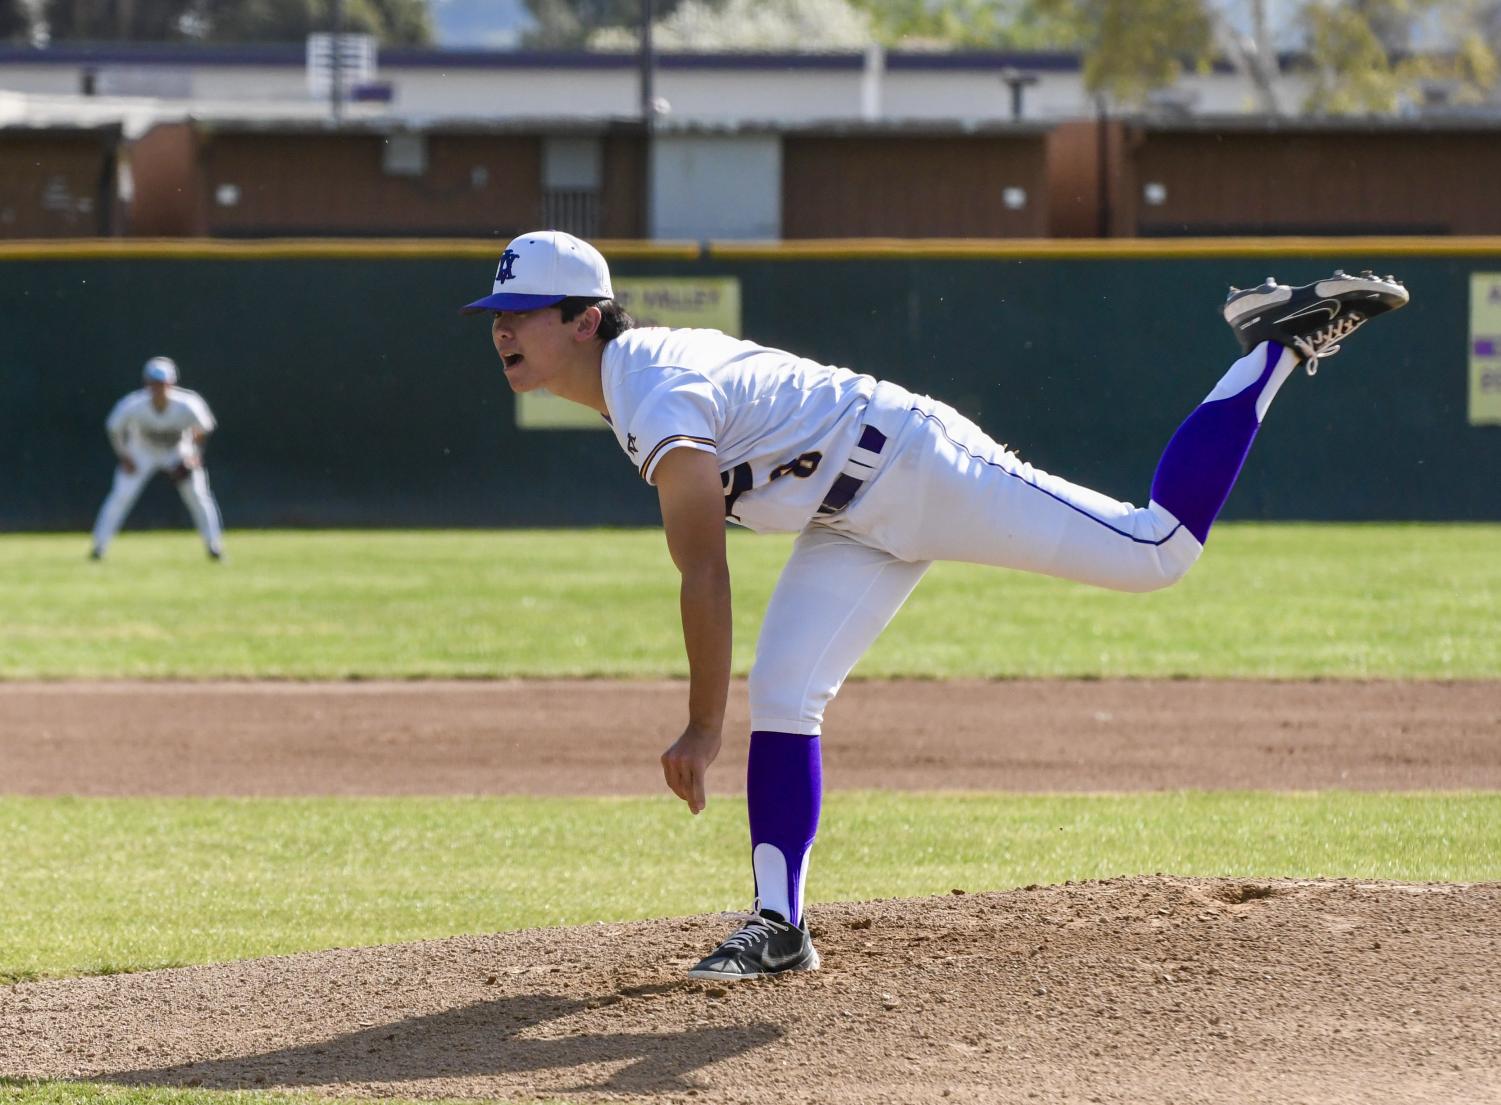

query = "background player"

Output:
[[90, 356, 225, 561], [462, 231, 1408, 981]]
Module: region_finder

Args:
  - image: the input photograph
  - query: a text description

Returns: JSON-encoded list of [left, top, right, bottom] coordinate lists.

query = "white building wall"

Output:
[[880, 70, 1080, 120], [0, 52, 1326, 125], [182, 65, 307, 101], [392, 67, 637, 117], [654, 70, 865, 123], [1166, 70, 1317, 115], [390, 62, 1318, 124], [0, 63, 87, 95]]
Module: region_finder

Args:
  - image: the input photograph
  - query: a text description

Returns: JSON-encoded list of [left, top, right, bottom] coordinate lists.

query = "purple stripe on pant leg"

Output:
[[1149, 342, 1280, 545], [747, 730, 822, 927]]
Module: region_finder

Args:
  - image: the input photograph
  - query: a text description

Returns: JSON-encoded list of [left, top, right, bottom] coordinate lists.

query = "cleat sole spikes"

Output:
[[1221, 269, 1409, 369]]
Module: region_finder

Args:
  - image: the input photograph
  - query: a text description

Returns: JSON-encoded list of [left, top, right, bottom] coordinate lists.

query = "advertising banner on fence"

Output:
[[1470, 273, 1501, 426], [516, 277, 743, 430]]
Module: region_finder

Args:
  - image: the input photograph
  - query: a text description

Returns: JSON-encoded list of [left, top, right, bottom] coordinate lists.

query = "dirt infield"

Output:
[[3, 678, 1499, 795], [3, 679, 1499, 1104]]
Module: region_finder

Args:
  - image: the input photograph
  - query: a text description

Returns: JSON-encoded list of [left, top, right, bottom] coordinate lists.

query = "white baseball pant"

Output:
[[748, 381, 1204, 735], [92, 449, 224, 556]]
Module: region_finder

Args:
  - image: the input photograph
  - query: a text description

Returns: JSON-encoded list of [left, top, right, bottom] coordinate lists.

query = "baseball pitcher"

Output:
[[90, 356, 225, 561], [463, 231, 1408, 980]]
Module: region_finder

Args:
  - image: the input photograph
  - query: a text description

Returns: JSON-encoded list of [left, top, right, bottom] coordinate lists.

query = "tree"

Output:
[[590, 0, 873, 51], [1297, 0, 1498, 112], [852, 0, 1050, 47], [1, 0, 33, 39], [186, 0, 433, 44], [1481, 0, 1501, 41], [850, 0, 1070, 48], [1300, 0, 1407, 111], [1210, 0, 1282, 114], [918, 0, 1497, 114], [522, 0, 692, 48], [1025, 0, 1215, 104], [370, 0, 430, 42], [853, 0, 1496, 113], [41, 0, 433, 43], [43, 0, 193, 40]]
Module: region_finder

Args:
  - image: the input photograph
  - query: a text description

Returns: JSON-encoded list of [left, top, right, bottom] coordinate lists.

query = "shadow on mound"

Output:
[[106, 991, 782, 1095]]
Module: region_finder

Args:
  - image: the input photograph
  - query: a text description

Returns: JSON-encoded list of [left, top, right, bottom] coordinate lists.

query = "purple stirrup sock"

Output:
[[747, 730, 822, 928], [1150, 342, 1291, 544]]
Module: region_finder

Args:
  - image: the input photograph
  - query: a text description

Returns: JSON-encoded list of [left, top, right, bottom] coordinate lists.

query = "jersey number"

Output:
[[722, 451, 823, 518]]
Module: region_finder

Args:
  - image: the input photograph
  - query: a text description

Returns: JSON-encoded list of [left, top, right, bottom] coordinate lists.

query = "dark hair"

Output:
[[558, 296, 635, 342]]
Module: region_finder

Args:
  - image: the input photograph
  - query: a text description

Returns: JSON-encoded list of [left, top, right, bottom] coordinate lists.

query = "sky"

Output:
[[429, 0, 535, 48]]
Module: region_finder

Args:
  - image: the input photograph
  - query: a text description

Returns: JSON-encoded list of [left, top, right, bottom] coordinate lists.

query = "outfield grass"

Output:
[[2, 791, 1496, 985], [0, 525, 1497, 679]]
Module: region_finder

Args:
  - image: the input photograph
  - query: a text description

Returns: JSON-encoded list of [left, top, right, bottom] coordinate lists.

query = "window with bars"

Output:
[[541, 188, 601, 238]]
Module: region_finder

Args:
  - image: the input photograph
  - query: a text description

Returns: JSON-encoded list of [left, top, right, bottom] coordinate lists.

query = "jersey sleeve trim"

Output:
[[639, 434, 716, 481]]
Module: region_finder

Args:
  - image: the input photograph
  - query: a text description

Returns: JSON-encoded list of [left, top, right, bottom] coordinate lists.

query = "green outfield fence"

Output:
[[2, 237, 1497, 530]]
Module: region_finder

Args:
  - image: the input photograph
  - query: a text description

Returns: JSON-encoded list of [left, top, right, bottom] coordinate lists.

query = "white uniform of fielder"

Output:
[[90, 356, 225, 560]]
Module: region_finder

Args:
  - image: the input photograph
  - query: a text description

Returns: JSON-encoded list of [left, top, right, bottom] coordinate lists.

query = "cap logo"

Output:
[[495, 249, 521, 284]]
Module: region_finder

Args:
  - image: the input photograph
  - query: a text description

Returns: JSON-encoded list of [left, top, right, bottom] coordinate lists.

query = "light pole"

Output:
[[1094, 94, 1111, 237], [639, 0, 656, 238], [330, 0, 345, 123], [999, 68, 1037, 122]]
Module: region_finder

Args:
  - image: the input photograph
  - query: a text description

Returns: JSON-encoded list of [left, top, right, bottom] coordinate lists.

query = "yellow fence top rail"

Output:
[[706, 236, 1501, 260]]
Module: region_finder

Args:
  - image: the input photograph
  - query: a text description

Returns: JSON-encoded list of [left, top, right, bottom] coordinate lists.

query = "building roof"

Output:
[[1130, 112, 1501, 133], [0, 42, 1083, 73]]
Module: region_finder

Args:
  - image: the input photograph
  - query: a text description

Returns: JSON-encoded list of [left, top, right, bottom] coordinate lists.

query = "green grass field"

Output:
[[1, 524, 1498, 678], [3, 791, 1498, 984], [3, 525, 1497, 1105], [0, 1087, 327, 1105]]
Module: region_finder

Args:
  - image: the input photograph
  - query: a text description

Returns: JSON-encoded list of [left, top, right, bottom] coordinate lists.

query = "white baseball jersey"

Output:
[[597, 324, 1284, 743], [601, 327, 876, 534], [105, 387, 216, 461]]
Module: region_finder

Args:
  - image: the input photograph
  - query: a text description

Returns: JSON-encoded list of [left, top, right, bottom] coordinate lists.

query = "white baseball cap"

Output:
[[461, 229, 613, 314], [143, 356, 178, 384]]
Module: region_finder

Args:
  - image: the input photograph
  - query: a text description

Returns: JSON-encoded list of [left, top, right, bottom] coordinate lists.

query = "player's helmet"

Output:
[[143, 356, 178, 385]]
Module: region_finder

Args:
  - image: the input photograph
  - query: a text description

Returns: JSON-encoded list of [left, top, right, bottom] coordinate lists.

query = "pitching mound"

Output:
[[4, 877, 1498, 1104]]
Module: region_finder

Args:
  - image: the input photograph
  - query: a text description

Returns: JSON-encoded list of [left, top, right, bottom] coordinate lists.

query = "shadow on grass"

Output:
[[97, 991, 782, 1096]]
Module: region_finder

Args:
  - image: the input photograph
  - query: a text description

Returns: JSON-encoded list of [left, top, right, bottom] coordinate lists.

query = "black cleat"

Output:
[[1222, 270, 1409, 374], [88, 547, 103, 561], [687, 909, 821, 981]]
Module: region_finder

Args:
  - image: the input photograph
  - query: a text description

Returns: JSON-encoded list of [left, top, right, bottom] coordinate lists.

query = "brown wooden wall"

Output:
[[46, 120, 1501, 241], [122, 127, 646, 240], [127, 123, 203, 236], [1123, 129, 1501, 236], [781, 134, 1049, 238], [598, 132, 645, 239], [0, 131, 116, 237], [196, 133, 546, 237], [1045, 119, 1130, 237]]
